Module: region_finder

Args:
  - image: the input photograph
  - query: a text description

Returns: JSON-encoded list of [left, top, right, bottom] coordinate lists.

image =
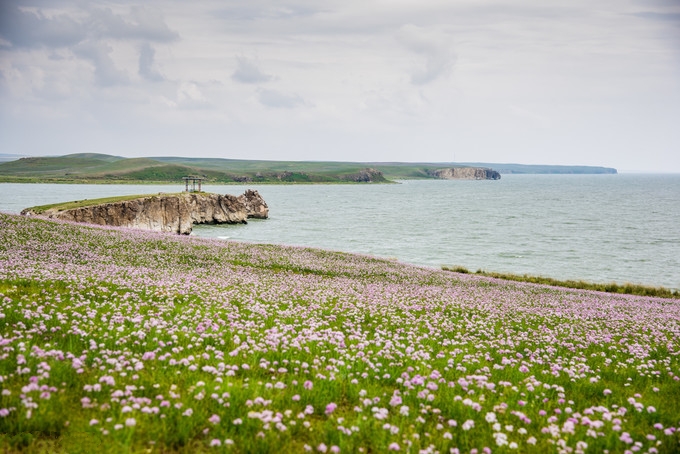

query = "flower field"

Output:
[[0, 212, 679, 453]]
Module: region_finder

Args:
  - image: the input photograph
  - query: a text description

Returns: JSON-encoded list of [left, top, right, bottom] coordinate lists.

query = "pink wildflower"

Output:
[[209, 414, 220, 425]]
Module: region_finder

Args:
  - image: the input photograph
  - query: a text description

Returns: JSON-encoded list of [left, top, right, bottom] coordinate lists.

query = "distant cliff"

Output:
[[427, 167, 501, 180], [339, 168, 387, 183], [21, 190, 268, 235]]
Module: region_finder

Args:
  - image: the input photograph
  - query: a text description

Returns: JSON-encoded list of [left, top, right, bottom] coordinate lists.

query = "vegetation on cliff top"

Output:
[[23, 193, 188, 214], [0, 213, 677, 453], [24, 192, 193, 214]]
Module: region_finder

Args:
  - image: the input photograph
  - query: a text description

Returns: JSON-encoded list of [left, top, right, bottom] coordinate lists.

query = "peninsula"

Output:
[[21, 190, 268, 235]]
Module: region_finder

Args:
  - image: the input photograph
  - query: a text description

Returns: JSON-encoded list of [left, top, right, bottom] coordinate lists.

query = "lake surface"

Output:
[[1, 174, 678, 290]]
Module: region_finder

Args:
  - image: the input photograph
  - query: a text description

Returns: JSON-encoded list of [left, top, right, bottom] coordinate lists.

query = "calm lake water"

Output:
[[1, 174, 679, 290]]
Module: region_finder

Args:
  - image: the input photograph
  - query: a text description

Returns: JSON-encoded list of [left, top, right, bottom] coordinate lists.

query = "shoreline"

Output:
[[442, 265, 679, 299]]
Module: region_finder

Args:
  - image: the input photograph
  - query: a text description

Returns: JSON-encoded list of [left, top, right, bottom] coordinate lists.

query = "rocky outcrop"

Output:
[[21, 190, 268, 235], [340, 168, 386, 183], [427, 167, 501, 180]]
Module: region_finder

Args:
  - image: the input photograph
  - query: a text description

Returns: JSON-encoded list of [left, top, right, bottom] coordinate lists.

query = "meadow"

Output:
[[0, 213, 678, 453]]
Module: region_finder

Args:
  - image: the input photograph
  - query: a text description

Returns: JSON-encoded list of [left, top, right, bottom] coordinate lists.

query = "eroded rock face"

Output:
[[237, 189, 269, 219], [427, 167, 501, 180], [21, 190, 269, 235], [340, 168, 386, 183]]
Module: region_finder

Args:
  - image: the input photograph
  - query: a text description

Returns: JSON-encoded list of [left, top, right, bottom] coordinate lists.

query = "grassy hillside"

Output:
[[0, 213, 677, 453], [0, 154, 616, 183]]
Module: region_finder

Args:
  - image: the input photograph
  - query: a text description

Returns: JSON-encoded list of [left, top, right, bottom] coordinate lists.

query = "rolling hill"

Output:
[[0, 153, 616, 184]]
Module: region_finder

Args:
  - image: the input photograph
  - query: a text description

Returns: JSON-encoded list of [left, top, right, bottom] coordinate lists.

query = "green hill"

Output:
[[0, 153, 616, 183]]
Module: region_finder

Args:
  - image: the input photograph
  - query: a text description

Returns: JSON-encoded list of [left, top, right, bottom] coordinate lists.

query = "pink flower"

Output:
[[325, 403, 337, 415], [210, 439, 221, 447], [388, 442, 400, 451], [125, 418, 136, 427], [292, 394, 301, 401], [209, 414, 220, 425], [304, 380, 313, 390], [620, 432, 633, 444]]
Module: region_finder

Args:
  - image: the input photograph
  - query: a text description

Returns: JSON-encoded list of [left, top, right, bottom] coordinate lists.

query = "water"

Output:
[[1, 174, 678, 289]]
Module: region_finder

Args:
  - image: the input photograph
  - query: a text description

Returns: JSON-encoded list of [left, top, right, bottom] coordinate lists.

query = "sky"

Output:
[[1, 1, 679, 172]]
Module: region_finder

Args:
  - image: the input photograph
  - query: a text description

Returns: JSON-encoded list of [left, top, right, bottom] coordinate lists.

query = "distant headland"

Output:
[[0, 153, 616, 184]]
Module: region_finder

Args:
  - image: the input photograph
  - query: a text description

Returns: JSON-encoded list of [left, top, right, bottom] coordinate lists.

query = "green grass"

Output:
[[23, 193, 187, 214], [442, 265, 680, 299], [0, 153, 616, 184]]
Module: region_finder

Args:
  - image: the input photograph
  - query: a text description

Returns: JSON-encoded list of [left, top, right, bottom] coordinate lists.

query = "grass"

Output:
[[441, 266, 680, 299], [0, 213, 678, 453], [23, 193, 188, 214], [0, 153, 616, 184]]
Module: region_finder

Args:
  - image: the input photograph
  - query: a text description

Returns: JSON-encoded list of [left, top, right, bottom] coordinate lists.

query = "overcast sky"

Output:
[[1, 0, 679, 172]]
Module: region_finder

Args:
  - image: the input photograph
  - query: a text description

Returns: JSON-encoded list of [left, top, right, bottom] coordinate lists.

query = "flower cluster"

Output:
[[0, 213, 679, 453]]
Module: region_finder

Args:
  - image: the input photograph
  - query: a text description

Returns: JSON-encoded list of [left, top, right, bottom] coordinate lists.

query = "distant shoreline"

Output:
[[0, 153, 616, 184], [442, 265, 679, 299]]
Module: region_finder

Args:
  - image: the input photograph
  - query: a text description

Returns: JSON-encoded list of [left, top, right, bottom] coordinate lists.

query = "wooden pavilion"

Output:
[[182, 176, 204, 193]]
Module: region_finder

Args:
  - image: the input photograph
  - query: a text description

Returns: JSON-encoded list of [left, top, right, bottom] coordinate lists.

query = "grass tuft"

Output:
[[442, 265, 679, 299]]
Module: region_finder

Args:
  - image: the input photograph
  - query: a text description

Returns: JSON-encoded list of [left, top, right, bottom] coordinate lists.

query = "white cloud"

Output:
[[257, 88, 304, 109], [396, 24, 455, 85], [87, 6, 179, 42], [73, 41, 129, 87], [0, 4, 85, 48], [138, 42, 163, 81], [177, 82, 209, 108], [231, 56, 272, 84]]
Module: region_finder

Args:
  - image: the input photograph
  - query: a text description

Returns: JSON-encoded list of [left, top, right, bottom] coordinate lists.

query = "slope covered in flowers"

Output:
[[0, 213, 679, 453]]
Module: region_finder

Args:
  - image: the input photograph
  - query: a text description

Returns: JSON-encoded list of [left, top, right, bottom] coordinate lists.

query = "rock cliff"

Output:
[[427, 167, 501, 180], [21, 190, 268, 235], [339, 168, 387, 183]]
